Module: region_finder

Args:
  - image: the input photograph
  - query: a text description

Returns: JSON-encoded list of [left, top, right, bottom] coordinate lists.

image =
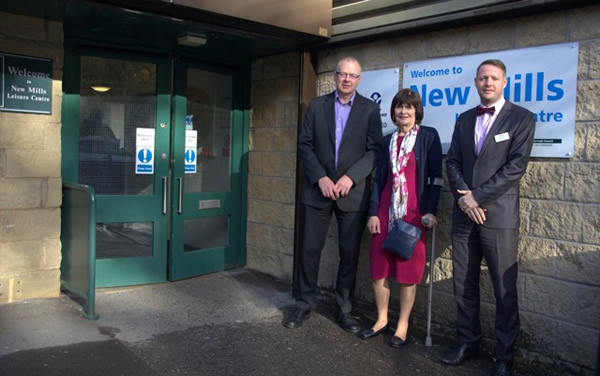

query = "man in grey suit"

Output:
[[443, 59, 535, 376], [283, 57, 383, 332]]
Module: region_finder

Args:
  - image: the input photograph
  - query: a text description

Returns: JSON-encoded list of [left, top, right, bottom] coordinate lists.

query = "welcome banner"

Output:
[[360, 67, 400, 136], [402, 43, 579, 158]]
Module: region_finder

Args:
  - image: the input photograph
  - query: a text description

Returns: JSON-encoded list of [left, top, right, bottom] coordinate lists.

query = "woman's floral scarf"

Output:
[[389, 125, 419, 229]]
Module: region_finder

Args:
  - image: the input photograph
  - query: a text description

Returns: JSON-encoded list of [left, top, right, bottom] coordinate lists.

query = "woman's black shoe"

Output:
[[390, 336, 406, 348], [358, 323, 389, 339]]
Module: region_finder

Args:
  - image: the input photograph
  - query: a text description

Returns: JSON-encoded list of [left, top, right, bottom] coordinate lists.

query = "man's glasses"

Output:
[[335, 71, 360, 80]]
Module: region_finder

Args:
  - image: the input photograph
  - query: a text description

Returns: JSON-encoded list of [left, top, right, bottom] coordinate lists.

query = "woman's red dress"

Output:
[[369, 138, 426, 284]]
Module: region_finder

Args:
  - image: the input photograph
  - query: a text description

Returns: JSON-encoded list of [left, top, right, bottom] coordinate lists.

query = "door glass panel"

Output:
[[96, 222, 153, 259], [183, 216, 229, 252], [185, 69, 232, 193], [79, 56, 156, 195]]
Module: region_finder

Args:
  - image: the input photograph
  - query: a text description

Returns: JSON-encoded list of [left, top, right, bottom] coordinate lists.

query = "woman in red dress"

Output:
[[359, 89, 442, 347]]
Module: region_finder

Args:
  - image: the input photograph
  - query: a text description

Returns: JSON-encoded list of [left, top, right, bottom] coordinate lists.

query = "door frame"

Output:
[[61, 41, 250, 287], [62, 46, 173, 287], [168, 56, 249, 280]]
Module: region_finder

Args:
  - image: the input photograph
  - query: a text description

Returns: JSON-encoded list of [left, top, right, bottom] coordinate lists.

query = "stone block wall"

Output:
[[248, 4, 600, 375], [0, 12, 64, 303], [247, 53, 300, 281]]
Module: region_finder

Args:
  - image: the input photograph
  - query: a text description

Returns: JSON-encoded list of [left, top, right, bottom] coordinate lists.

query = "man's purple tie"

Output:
[[476, 106, 495, 116]]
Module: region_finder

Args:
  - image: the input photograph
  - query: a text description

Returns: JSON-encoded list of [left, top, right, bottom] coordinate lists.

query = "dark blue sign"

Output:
[[0, 52, 52, 114]]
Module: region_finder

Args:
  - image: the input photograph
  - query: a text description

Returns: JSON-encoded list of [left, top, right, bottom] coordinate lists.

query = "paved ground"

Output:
[[0, 269, 507, 375]]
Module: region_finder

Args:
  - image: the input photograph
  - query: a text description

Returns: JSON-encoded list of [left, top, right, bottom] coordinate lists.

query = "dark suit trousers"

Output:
[[296, 203, 367, 314], [451, 221, 520, 363]]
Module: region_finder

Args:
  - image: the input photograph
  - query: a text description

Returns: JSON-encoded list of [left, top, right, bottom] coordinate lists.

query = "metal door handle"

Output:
[[162, 177, 167, 214], [177, 177, 183, 214]]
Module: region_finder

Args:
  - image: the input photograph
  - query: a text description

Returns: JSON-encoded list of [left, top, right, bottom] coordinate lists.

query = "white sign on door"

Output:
[[185, 130, 198, 174], [136, 128, 155, 174]]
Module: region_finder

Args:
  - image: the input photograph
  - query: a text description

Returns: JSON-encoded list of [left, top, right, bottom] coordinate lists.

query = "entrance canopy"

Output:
[[1, 0, 331, 59]]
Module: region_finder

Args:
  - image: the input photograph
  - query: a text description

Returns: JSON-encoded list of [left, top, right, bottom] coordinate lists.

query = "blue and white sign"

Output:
[[186, 114, 194, 130], [136, 128, 155, 174], [185, 130, 197, 174], [359, 68, 400, 136], [138, 149, 153, 163], [402, 43, 579, 158]]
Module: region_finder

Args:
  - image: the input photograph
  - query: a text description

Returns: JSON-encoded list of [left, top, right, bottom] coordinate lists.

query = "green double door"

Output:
[[63, 50, 248, 287]]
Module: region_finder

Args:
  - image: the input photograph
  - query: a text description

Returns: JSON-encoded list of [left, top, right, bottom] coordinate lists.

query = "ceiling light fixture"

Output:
[[177, 34, 207, 47], [91, 86, 111, 92]]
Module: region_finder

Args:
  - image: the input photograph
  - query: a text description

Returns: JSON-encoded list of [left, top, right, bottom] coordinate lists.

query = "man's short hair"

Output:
[[336, 57, 361, 73], [476, 59, 507, 77]]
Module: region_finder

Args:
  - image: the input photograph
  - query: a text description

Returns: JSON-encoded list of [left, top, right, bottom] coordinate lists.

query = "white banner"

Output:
[[402, 43, 579, 158], [359, 67, 400, 136]]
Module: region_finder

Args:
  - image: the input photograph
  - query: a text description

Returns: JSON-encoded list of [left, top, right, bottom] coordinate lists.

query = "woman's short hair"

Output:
[[390, 88, 424, 124]]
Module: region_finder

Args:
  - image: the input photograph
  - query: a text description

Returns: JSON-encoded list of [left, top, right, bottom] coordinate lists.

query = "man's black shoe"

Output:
[[494, 361, 512, 376], [440, 343, 479, 365], [283, 308, 310, 329], [337, 313, 360, 333]]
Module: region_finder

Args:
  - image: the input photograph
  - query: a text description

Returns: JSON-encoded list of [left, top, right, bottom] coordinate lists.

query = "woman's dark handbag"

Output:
[[383, 219, 422, 260]]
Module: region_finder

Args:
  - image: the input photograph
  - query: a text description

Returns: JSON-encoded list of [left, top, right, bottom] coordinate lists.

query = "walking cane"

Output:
[[423, 219, 436, 347]]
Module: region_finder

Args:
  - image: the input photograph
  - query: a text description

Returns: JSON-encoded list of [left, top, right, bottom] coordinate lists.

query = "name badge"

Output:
[[495, 132, 510, 143]]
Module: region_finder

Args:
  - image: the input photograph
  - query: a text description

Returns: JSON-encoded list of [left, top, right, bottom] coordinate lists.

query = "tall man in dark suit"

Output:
[[443, 59, 535, 376], [283, 57, 383, 333]]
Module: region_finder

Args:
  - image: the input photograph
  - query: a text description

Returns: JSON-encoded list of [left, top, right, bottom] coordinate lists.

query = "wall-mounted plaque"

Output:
[[0, 52, 53, 114]]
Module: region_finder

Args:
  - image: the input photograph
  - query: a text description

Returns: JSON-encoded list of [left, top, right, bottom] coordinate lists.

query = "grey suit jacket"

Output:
[[298, 91, 383, 212], [446, 100, 535, 229]]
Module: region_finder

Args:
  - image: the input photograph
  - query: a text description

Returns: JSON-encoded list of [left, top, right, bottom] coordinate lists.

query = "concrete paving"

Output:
[[0, 269, 507, 375]]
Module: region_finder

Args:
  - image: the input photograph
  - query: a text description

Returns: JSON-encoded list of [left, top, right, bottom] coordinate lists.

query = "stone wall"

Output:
[[248, 4, 600, 375], [246, 53, 300, 281], [0, 12, 64, 303]]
